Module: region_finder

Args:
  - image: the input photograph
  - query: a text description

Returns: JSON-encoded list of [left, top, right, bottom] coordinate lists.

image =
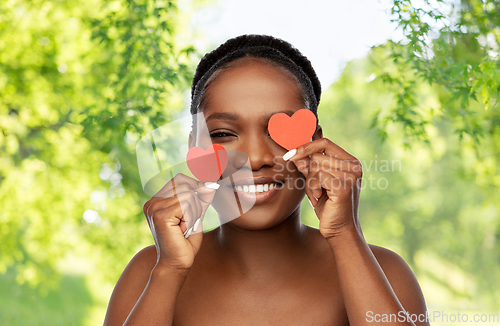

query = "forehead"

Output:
[[202, 59, 304, 124]]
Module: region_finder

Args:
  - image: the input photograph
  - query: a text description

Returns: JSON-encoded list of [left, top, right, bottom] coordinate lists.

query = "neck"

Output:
[[213, 207, 311, 277]]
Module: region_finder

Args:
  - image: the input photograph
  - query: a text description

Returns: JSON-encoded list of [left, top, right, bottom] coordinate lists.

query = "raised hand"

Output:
[[284, 138, 363, 239], [143, 173, 218, 271]]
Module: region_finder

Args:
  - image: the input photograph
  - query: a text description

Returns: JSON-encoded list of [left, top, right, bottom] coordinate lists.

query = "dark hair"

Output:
[[190, 34, 321, 130]]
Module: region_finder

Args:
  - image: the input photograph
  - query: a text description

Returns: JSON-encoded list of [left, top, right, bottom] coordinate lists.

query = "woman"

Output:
[[104, 35, 430, 325]]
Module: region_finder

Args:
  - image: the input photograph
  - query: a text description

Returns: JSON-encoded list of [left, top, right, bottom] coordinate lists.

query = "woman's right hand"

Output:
[[143, 173, 218, 272]]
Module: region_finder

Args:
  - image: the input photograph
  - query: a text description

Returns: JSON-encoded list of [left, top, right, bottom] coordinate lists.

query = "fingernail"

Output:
[[193, 218, 201, 232], [204, 182, 220, 189], [307, 197, 315, 209], [283, 149, 297, 161], [184, 227, 193, 238]]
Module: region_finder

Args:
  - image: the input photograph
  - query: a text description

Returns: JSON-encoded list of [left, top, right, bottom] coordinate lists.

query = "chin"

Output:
[[216, 193, 305, 232], [222, 212, 286, 231]]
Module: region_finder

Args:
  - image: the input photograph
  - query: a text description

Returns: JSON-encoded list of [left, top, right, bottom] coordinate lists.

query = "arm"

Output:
[[286, 135, 429, 326], [104, 174, 217, 325], [328, 229, 429, 326], [103, 246, 189, 326]]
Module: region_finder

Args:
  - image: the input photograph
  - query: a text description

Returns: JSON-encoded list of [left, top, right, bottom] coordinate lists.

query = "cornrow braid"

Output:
[[190, 34, 322, 131]]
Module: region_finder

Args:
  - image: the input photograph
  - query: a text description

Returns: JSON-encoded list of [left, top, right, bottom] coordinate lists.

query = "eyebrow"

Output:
[[205, 112, 239, 123], [205, 110, 297, 124]]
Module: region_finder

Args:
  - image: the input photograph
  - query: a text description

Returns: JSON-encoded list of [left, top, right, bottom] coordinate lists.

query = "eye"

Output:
[[209, 131, 236, 138]]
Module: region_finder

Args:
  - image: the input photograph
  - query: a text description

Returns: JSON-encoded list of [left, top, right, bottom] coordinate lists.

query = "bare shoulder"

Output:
[[369, 244, 430, 326], [369, 245, 411, 273], [103, 245, 158, 326], [369, 244, 419, 286]]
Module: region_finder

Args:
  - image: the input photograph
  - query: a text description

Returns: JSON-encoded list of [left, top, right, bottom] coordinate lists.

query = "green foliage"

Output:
[[0, 0, 197, 290], [373, 0, 500, 149], [0, 268, 94, 325]]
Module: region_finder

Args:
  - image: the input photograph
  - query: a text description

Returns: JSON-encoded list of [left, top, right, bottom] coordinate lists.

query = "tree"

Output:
[[0, 0, 196, 290], [372, 0, 500, 152]]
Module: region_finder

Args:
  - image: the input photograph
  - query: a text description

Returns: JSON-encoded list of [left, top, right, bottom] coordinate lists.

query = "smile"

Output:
[[230, 183, 283, 194]]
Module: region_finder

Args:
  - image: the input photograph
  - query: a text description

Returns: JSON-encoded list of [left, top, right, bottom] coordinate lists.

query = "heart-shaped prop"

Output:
[[268, 109, 317, 150], [186, 144, 228, 183]]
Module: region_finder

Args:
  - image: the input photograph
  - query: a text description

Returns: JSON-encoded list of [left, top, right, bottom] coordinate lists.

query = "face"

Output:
[[190, 58, 316, 230]]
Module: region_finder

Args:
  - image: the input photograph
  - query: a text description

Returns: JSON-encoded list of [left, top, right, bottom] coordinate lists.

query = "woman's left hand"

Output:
[[285, 138, 363, 239]]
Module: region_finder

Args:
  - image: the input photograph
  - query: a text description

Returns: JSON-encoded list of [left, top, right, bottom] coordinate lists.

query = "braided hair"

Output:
[[190, 34, 322, 131]]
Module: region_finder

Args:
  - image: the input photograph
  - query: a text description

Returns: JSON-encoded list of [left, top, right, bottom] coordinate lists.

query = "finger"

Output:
[[307, 170, 356, 197], [145, 194, 183, 219], [149, 191, 198, 233], [186, 188, 217, 238], [148, 186, 216, 233], [190, 214, 205, 236], [152, 203, 195, 240], [308, 153, 362, 177], [159, 180, 219, 200], [306, 154, 362, 184], [196, 189, 217, 218], [185, 214, 205, 245], [291, 153, 362, 181], [306, 170, 325, 201], [293, 157, 311, 178], [283, 138, 359, 163], [154, 173, 208, 198], [148, 184, 218, 218], [178, 192, 201, 231], [155, 183, 198, 199], [304, 182, 319, 209], [150, 203, 189, 236]]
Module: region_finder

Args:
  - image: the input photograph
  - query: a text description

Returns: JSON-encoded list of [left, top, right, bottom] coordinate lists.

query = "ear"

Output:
[[313, 124, 323, 140], [189, 131, 195, 149]]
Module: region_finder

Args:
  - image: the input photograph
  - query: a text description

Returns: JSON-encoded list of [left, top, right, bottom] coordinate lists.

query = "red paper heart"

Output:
[[186, 144, 228, 182], [268, 109, 317, 150]]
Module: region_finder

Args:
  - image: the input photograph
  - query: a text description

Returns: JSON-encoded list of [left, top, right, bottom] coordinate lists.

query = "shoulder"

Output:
[[368, 244, 417, 285], [116, 245, 158, 285], [103, 245, 158, 325], [369, 245, 409, 271], [369, 244, 430, 325]]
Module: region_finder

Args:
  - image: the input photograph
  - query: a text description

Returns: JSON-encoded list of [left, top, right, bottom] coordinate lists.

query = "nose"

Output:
[[238, 131, 276, 171]]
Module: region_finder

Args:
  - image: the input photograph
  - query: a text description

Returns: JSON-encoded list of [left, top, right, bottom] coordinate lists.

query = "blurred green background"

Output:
[[0, 0, 499, 324]]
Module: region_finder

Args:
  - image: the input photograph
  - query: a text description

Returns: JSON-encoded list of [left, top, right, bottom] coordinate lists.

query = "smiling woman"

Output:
[[103, 34, 430, 326]]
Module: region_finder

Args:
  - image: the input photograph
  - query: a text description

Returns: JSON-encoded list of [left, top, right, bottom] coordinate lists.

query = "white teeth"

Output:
[[234, 183, 280, 193]]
